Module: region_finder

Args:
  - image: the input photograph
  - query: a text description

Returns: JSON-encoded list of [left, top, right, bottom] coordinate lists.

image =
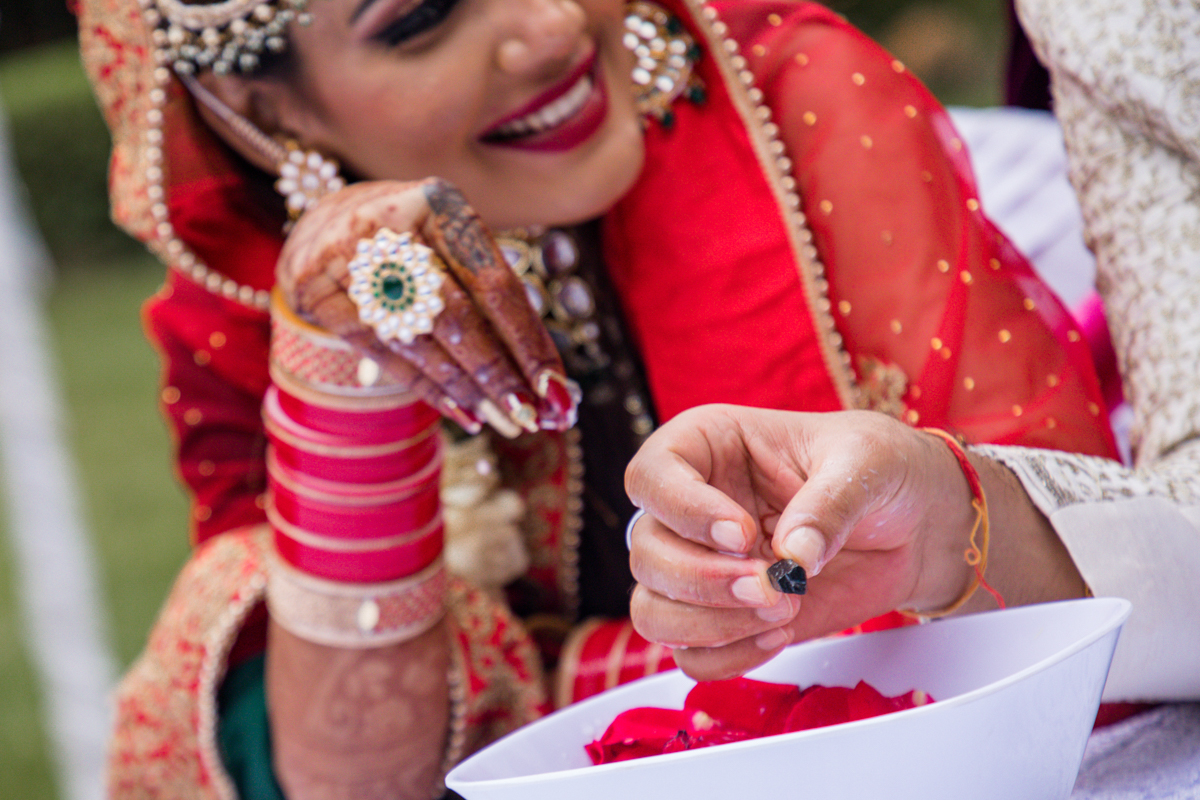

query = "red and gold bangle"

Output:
[[266, 555, 447, 648], [902, 428, 1006, 618]]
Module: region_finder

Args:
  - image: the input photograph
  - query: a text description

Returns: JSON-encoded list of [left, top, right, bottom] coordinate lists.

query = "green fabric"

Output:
[[216, 655, 284, 800]]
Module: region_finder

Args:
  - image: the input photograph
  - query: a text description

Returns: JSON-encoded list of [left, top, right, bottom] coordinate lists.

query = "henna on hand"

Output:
[[267, 619, 452, 800]]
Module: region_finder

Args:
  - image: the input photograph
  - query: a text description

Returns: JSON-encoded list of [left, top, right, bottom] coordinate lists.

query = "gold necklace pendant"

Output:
[[624, 1, 706, 128]]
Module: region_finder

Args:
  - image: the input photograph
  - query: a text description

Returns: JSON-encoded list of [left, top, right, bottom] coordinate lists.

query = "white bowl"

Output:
[[447, 597, 1130, 800]]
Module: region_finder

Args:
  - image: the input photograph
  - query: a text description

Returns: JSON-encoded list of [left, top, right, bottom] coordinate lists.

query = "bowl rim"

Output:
[[447, 597, 1132, 788]]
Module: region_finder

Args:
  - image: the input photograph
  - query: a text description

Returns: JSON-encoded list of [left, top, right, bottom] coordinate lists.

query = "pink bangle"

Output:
[[275, 384, 439, 439], [271, 519, 444, 583]]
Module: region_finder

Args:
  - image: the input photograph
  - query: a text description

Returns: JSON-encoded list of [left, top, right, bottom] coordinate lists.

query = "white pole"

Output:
[[0, 96, 116, 800]]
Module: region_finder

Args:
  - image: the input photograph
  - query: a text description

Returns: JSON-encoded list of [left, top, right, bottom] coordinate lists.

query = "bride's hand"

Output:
[[276, 177, 577, 436], [625, 405, 981, 681]]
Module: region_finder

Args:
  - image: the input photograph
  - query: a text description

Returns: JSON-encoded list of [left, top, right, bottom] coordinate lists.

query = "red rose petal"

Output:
[[587, 679, 934, 765], [685, 678, 803, 736]]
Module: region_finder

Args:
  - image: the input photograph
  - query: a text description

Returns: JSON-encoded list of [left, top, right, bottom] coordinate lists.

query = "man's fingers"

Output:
[[625, 424, 760, 554], [629, 515, 781, 608], [669, 633, 793, 683], [629, 584, 798, 651]]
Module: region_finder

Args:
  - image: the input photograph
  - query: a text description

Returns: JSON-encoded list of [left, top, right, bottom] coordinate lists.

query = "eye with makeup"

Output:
[[375, 0, 463, 46]]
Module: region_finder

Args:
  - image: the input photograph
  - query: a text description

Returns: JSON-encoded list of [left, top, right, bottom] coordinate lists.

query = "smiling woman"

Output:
[[76, 0, 1119, 798]]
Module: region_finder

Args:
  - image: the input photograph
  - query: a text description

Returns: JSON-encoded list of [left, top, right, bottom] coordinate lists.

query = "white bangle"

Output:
[[625, 508, 646, 551]]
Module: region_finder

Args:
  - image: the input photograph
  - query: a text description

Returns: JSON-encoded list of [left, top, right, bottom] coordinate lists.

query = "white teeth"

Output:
[[493, 74, 593, 138]]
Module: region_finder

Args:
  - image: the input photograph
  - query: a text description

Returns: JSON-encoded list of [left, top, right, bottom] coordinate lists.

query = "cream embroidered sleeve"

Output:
[[985, 0, 1200, 701]]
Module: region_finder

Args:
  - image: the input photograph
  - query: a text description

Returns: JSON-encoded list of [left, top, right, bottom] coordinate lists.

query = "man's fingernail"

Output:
[[755, 627, 790, 651], [731, 575, 769, 606], [780, 525, 826, 576], [711, 520, 745, 552], [757, 597, 795, 622]]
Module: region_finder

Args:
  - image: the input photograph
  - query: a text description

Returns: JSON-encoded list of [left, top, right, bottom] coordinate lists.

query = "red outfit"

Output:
[[78, 0, 1117, 796]]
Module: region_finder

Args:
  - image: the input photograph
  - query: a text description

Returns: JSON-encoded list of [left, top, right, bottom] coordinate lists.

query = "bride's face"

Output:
[[269, 0, 645, 229]]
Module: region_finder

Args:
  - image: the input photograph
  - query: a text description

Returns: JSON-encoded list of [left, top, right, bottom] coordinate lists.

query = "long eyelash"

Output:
[[378, 0, 462, 45]]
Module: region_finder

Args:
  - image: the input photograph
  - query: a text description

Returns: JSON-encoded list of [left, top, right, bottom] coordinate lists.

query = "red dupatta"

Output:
[[606, 0, 1116, 461]]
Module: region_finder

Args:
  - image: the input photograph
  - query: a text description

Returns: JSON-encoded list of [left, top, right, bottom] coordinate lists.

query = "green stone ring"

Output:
[[347, 228, 447, 345]]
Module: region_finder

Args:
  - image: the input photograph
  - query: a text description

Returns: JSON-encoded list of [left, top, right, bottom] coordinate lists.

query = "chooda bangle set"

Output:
[[265, 292, 447, 647]]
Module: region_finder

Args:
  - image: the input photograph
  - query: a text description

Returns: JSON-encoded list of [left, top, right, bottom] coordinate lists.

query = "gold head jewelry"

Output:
[[140, 0, 312, 75]]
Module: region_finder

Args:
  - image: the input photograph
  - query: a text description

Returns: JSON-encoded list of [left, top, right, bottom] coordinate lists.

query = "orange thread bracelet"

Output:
[[902, 428, 1005, 618]]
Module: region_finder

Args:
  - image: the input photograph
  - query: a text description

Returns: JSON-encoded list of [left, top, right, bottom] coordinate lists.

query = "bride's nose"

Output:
[[495, 0, 588, 76]]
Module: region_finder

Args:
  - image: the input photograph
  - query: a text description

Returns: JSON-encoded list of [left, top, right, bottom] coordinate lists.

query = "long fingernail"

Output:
[[779, 525, 826, 576], [757, 596, 795, 622], [755, 627, 790, 651], [477, 399, 522, 439], [711, 520, 745, 552], [731, 575, 769, 606], [438, 397, 482, 435], [535, 370, 580, 426], [504, 392, 540, 434]]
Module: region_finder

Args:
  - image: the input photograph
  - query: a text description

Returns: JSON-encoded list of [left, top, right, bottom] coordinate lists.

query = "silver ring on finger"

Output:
[[347, 227, 448, 345]]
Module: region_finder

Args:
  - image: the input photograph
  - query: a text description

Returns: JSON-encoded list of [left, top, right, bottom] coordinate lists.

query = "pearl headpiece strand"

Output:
[[140, 0, 312, 75]]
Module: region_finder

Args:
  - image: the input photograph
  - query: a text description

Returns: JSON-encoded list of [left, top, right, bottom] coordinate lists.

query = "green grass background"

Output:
[[0, 4, 1005, 797]]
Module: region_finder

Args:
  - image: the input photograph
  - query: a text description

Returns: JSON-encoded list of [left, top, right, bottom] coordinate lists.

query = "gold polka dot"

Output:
[[184, 408, 203, 426], [921, 170, 933, 182], [905, 105, 918, 118], [906, 409, 920, 424], [198, 460, 215, 477], [162, 386, 181, 404], [881, 230, 893, 245], [837, 300, 851, 315], [1023, 298, 1036, 311], [891, 60, 905, 73], [910, 386, 922, 399], [936, 259, 950, 273], [989, 258, 1001, 270], [960, 270, 973, 285], [940, 347, 952, 360], [795, 53, 809, 66], [195, 505, 212, 522], [966, 199, 980, 212], [852, 72, 866, 86], [963, 377, 976, 391], [802, 111, 817, 126], [209, 331, 227, 348], [1045, 417, 1058, 429], [951, 137, 963, 152], [931, 337, 943, 350], [1047, 374, 1060, 387], [768, 13, 783, 26], [194, 350, 211, 366], [998, 329, 1012, 343], [890, 319, 902, 334], [860, 135, 873, 149], [1012, 404, 1023, 417], [1089, 402, 1101, 416], [819, 200, 833, 214], [752, 44, 767, 57], [1067, 330, 1082, 343], [255, 493, 269, 510]]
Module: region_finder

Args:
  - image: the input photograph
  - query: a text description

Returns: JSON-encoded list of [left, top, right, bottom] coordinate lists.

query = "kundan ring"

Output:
[[347, 228, 448, 345]]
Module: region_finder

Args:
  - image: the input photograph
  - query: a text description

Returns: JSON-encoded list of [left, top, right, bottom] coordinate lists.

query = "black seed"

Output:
[[767, 559, 807, 595]]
